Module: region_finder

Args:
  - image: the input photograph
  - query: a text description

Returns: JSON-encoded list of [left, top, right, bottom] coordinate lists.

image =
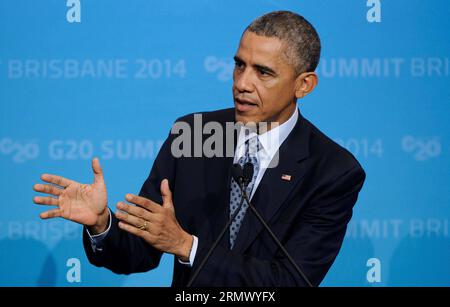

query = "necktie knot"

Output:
[[244, 135, 261, 160]]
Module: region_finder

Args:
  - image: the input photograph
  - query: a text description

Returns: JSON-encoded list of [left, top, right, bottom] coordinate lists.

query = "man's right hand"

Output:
[[33, 157, 109, 235]]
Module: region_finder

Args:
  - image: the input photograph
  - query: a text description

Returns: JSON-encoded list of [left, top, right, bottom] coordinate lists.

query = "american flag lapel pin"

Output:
[[281, 174, 292, 181]]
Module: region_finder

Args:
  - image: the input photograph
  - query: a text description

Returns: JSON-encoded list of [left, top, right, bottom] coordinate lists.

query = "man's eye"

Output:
[[234, 62, 244, 68], [258, 69, 270, 76]]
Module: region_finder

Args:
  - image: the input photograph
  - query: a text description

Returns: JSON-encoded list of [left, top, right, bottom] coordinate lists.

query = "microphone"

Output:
[[234, 163, 313, 287], [232, 163, 245, 184], [186, 163, 249, 287]]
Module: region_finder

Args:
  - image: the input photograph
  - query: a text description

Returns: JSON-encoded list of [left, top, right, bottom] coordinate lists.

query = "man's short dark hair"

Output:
[[246, 11, 321, 74]]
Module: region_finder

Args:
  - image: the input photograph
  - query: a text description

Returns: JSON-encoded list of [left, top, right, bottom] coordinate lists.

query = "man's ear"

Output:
[[295, 72, 318, 99]]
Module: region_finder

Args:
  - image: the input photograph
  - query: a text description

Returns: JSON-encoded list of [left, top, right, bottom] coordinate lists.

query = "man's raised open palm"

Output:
[[33, 158, 109, 233]]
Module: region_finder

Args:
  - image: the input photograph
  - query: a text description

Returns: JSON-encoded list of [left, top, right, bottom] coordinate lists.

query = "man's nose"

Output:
[[234, 69, 254, 93]]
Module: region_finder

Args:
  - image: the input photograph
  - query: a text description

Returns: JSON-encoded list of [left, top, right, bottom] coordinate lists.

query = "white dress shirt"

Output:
[[87, 107, 299, 267], [233, 107, 299, 200]]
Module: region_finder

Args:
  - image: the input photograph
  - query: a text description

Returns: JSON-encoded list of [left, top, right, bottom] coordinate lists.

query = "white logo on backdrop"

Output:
[[401, 136, 441, 161], [204, 56, 233, 82], [0, 139, 164, 163], [0, 138, 39, 163], [6, 59, 186, 79], [346, 219, 449, 239]]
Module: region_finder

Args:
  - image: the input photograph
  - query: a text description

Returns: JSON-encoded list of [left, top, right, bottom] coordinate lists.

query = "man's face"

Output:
[[233, 31, 298, 126]]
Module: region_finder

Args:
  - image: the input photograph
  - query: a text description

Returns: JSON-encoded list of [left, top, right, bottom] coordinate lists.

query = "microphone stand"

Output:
[[186, 163, 313, 287], [186, 168, 248, 287], [236, 182, 313, 287]]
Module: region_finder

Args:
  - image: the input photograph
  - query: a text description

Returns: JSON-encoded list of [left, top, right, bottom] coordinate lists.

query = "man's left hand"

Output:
[[115, 179, 193, 262]]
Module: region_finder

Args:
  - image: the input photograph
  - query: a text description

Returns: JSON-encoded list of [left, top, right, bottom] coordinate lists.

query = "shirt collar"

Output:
[[235, 107, 299, 163]]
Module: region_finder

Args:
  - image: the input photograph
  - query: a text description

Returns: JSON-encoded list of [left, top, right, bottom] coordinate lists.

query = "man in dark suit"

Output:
[[33, 11, 365, 286]]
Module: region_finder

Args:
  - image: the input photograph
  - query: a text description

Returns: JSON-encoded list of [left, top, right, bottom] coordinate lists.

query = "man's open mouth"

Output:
[[235, 98, 258, 111]]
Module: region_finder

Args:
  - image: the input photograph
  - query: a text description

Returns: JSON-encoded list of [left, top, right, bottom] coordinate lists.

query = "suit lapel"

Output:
[[199, 154, 234, 247], [198, 110, 238, 247], [232, 109, 312, 253]]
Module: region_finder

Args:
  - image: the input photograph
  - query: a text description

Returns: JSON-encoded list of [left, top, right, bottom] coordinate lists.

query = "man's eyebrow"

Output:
[[254, 64, 277, 75], [233, 56, 277, 75], [234, 56, 244, 63]]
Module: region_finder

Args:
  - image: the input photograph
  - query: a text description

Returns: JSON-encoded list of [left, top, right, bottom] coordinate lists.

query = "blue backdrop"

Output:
[[0, 0, 449, 286]]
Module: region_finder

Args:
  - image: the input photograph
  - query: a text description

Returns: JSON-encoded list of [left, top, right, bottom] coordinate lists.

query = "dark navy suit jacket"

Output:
[[83, 108, 366, 286]]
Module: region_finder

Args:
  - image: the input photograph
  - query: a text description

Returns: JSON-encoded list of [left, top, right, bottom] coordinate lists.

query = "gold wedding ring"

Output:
[[139, 220, 148, 231]]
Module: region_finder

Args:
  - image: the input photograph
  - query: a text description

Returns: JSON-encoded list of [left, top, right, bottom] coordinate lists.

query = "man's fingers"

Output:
[[40, 209, 62, 219], [125, 194, 161, 213], [116, 202, 156, 222], [40, 174, 72, 188], [33, 183, 63, 196], [160, 179, 174, 209], [118, 221, 153, 240], [33, 196, 58, 206], [115, 208, 147, 228], [92, 157, 104, 185]]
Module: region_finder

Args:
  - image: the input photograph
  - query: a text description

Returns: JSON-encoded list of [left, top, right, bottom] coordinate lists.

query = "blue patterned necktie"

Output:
[[229, 136, 260, 249]]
